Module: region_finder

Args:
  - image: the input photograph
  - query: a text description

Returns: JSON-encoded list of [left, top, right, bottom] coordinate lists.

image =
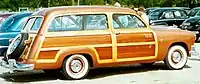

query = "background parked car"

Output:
[[0, 12, 32, 56], [181, 16, 200, 41], [149, 8, 188, 27]]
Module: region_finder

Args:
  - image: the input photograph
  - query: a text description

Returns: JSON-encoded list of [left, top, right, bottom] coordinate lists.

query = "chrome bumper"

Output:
[[0, 58, 34, 71], [0, 46, 8, 49]]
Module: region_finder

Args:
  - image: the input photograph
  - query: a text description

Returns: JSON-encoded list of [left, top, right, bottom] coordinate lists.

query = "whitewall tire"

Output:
[[62, 54, 90, 79], [164, 45, 188, 70]]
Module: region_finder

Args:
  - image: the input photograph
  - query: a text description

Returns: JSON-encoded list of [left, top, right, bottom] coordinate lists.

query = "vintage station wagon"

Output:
[[0, 6, 195, 79]]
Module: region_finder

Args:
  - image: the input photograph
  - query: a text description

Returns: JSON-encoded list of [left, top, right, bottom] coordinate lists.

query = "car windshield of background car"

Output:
[[0, 17, 14, 31], [189, 9, 200, 17], [195, 11, 200, 17], [8, 17, 29, 32]]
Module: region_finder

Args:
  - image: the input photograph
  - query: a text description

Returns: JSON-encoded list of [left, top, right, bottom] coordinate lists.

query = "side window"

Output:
[[31, 17, 43, 31], [113, 14, 146, 29], [163, 11, 174, 19], [85, 15, 107, 30], [174, 11, 181, 18], [174, 10, 187, 18], [49, 14, 108, 32], [49, 15, 82, 32], [23, 18, 35, 31]]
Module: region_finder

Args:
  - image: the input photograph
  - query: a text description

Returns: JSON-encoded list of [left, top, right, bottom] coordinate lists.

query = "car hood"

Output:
[[184, 16, 200, 23]]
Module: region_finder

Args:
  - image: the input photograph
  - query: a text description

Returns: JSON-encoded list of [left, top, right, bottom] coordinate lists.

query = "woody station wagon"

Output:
[[0, 6, 195, 79]]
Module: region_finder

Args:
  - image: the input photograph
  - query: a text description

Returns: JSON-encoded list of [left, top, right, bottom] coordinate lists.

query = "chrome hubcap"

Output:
[[172, 51, 182, 63], [70, 60, 83, 73]]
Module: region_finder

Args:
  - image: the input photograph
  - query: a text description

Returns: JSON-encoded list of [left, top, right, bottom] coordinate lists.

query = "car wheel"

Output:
[[61, 54, 90, 79], [164, 45, 188, 70], [141, 62, 155, 66], [6, 33, 29, 60]]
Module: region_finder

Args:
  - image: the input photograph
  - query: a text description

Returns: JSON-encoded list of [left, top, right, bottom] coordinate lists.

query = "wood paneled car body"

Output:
[[0, 6, 195, 79]]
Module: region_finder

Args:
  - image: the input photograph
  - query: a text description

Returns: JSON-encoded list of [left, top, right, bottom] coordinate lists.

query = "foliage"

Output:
[[0, 0, 199, 11]]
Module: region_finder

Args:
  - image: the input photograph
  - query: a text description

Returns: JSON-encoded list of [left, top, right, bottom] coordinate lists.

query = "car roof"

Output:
[[32, 6, 136, 16], [150, 7, 185, 13], [152, 7, 185, 10], [8, 12, 32, 19]]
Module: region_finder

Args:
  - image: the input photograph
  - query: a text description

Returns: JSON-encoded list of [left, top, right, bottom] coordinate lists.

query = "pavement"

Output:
[[0, 44, 200, 84]]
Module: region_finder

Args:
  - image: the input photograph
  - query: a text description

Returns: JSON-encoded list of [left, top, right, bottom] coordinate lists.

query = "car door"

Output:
[[112, 14, 157, 62]]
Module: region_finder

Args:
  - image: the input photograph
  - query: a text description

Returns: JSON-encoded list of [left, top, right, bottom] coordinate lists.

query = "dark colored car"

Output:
[[149, 8, 188, 27], [188, 7, 200, 17], [181, 16, 200, 41], [0, 13, 13, 26], [0, 13, 32, 56]]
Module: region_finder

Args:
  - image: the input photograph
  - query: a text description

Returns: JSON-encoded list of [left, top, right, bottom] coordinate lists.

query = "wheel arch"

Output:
[[56, 47, 98, 69], [169, 42, 189, 55]]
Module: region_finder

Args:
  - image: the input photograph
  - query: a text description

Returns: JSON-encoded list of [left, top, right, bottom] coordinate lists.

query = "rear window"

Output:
[[0, 17, 14, 30], [23, 17, 43, 32]]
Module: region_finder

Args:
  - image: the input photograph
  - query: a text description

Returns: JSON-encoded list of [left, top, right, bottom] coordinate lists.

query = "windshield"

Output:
[[0, 17, 14, 31], [195, 11, 200, 17], [8, 17, 29, 31], [189, 9, 200, 17], [0, 16, 29, 32]]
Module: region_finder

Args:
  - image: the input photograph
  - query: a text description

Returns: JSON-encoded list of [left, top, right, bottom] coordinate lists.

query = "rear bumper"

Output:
[[0, 58, 34, 71]]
